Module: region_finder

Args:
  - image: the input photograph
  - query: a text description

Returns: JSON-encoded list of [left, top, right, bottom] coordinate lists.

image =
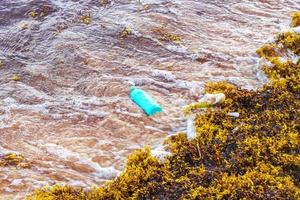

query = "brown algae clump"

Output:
[[153, 27, 182, 43], [256, 44, 279, 59], [26, 185, 85, 200], [29, 4, 54, 19], [277, 31, 300, 55], [143, 4, 150, 10], [0, 153, 30, 168], [120, 27, 132, 40], [27, 14, 300, 200], [100, 0, 109, 5], [12, 74, 21, 81], [80, 13, 91, 25], [291, 12, 300, 27]]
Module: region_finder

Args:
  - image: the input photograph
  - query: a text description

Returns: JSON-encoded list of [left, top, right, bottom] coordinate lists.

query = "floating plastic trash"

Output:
[[130, 86, 162, 116], [186, 114, 196, 139], [228, 112, 240, 118], [199, 93, 226, 105]]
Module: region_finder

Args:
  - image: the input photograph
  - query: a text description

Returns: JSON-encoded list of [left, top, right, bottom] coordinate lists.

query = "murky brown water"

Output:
[[0, 0, 299, 199]]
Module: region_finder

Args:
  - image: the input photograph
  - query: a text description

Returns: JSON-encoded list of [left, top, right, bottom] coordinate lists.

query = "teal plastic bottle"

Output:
[[130, 86, 162, 116]]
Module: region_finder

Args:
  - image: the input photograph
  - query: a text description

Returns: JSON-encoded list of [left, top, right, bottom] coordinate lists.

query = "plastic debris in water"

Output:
[[228, 112, 240, 118], [130, 86, 162, 116], [20, 22, 29, 30], [199, 93, 226, 105], [186, 114, 196, 139]]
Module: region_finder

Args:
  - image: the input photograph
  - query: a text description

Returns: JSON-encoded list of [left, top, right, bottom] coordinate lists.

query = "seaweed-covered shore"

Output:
[[25, 13, 300, 200]]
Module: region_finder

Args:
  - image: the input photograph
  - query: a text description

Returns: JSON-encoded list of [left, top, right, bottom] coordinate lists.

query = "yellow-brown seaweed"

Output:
[[153, 27, 182, 43], [27, 14, 300, 200], [0, 153, 30, 169], [291, 12, 300, 27]]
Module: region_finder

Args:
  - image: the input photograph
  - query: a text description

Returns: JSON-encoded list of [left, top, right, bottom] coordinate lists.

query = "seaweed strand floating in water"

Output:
[[0, 153, 30, 169], [27, 13, 300, 200]]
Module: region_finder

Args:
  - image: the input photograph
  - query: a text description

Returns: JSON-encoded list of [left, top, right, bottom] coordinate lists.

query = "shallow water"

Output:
[[0, 0, 299, 199]]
